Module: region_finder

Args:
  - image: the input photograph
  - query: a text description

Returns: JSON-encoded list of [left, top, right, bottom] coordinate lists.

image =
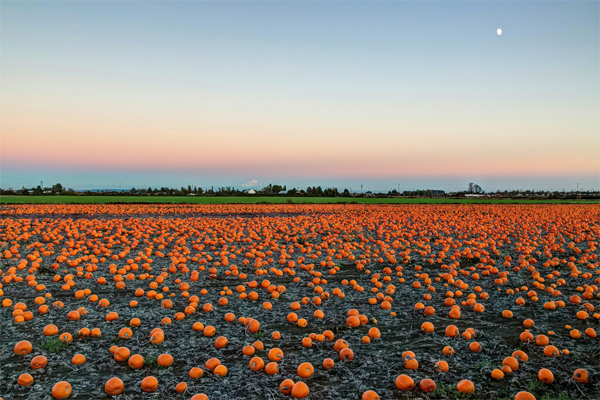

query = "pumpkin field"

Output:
[[0, 204, 598, 400]]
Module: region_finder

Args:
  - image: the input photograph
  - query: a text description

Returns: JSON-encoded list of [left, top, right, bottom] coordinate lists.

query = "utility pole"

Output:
[[577, 183, 579, 200], [361, 184, 363, 194], [398, 183, 400, 195]]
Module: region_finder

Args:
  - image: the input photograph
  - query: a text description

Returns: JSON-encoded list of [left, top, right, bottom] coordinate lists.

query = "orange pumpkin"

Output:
[[395, 375, 415, 391], [104, 377, 124, 395], [51, 381, 72, 399]]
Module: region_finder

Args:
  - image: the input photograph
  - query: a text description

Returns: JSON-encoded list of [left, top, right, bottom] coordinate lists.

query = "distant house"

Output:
[[243, 189, 256, 195], [465, 194, 484, 197], [278, 190, 287, 195]]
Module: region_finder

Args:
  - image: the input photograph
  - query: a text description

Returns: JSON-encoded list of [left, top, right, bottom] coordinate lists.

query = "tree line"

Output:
[[2, 182, 598, 199]]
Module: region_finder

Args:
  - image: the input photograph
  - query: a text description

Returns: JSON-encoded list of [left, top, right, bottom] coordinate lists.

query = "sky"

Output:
[[1, 1, 598, 192]]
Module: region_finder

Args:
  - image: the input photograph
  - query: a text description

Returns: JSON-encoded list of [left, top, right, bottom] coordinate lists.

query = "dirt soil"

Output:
[[0, 204, 598, 400]]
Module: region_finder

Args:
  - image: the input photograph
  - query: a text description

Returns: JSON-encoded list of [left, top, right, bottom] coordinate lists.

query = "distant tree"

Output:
[[343, 189, 350, 197], [21, 187, 30, 195], [52, 183, 63, 193], [272, 185, 283, 194], [33, 185, 43, 195]]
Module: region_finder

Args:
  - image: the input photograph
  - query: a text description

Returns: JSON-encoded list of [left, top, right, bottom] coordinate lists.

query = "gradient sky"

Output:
[[1, 1, 598, 192]]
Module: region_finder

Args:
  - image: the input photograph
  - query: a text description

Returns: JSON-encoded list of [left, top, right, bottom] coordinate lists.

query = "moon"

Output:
[[497, 28, 502, 35]]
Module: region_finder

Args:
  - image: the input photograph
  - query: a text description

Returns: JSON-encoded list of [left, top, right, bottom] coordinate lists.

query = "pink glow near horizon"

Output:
[[2, 121, 598, 180]]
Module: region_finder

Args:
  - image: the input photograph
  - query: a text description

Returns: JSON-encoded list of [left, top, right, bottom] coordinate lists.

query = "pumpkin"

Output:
[[214, 336, 228, 349], [323, 358, 335, 369], [511, 350, 528, 362], [189, 367, 204, 379], [434, 360, 449, 372], [362, 390, 380, 400], [584, 328, 596, 338], [59, 333, 73, 343], [150, 331, 164, 344], [265, 362, 279, 375], [469, 342, 481, 353], [339, 348, 355, 361], [445, 325, 459, 338], [128, 354, 144, 369], [291, 382, 310, 399], [395, 375, 415, 391], [419, 379, 436, 392], [514, 392, 536, 400], [502, 357, 519, 372], [253, 341, 265, 350], [538, 368, 554, 384], [543, 345, 559, 357], [268, 348, 284, 361], [51, 381, 72, 399], [193, 322, 205, 332], [368, 327, 381, 338], [104, 377, 124, 395], [421, 322, 434, 333], [31, 355, 48, 369], [249, 356, 265, 371], [114, 347, 130, 362], [334, 339, 349, 351], [14, 340, 32, 355], [118, 328, 133, 339], [346, 316, 360, 327], [573, 368, 589, 384], [297, 362, 314, 378], [141, 376, 158, 392], [43, 324, 59, 336], [242, 345, 256, 356], [175, 382, 187, 393], [491, 369, 504, 380], [203, 326, 216, 337], [535, 335, 549, 346], [248, 319, 260, 333], [501, 365, 513, 374], [18, 373, 34, 387], [280, 379, 295, 395], [157, 354, 173, 367], [456, 380, 475, 394], [214, 365, 228, 377], [71, 354, 86, 365]]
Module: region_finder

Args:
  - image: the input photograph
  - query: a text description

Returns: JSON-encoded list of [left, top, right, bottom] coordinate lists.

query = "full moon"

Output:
[[497, 28, 502, 35]]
